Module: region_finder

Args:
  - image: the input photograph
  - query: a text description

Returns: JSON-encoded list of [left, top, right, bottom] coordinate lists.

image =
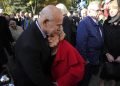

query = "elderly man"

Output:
[[12, 5, 63, 86], [76, 1, 104, 86]]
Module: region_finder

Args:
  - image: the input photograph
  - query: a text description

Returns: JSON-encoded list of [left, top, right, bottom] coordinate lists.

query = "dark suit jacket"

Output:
[[63, 16, 73, 44], [13, 21, 53, 86]]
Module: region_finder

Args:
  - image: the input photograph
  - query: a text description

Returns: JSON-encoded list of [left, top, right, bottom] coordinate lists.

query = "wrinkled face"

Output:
[[89, 5, 101, 20], [44, 14, 63, 36], [9, 20, 16, 29], [48, 33, 59, 48], [109, 6, 119, 17]]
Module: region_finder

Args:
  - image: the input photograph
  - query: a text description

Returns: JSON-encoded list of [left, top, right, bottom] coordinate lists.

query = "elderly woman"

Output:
[[100, 0, 120, 86], [48, 30, 85, 86]]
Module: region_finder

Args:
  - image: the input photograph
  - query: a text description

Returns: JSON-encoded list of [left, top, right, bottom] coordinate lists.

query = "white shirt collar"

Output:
[[91, 18, 99, 25], [36, 21, 46, 38]]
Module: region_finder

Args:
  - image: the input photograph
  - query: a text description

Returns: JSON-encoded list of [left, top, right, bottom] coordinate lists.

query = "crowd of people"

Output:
[[0, 0, 120, 86]]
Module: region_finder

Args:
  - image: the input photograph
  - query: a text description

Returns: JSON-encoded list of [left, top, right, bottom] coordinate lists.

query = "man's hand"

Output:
[[106, 53, 114, 62]]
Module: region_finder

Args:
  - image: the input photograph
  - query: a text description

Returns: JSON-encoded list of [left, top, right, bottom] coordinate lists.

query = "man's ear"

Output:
[[42, 19, 49, 27]]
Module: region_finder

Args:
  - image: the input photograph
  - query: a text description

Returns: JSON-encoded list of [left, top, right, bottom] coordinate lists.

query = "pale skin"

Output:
[[109, 6, 119, 17], [88, 3, 101, 21], [48, 33, 59, 48], [48, 27, 65, 48], [47, 30, 65, 86], [36, 5, 64, 86], [37, 5, 63, 36], [106, 53, 120, 63], [9, 20, 17, 29], [48, 29, 65, 55]]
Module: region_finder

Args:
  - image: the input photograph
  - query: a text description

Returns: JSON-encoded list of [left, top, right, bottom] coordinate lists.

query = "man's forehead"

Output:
[[55, 17, 63, 24]]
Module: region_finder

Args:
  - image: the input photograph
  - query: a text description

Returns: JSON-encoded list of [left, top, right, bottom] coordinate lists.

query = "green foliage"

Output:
[[0, 0, 73, 14]]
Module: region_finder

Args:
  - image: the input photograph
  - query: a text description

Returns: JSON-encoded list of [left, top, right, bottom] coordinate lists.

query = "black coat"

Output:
[[13, 21, 53, 86], [0, 16, 14, 68], [63, 16, 73, 44], [103, 19, 120, 58]]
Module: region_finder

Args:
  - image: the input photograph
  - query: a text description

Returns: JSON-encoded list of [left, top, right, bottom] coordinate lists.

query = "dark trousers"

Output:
[[78, 63, 100, 86]]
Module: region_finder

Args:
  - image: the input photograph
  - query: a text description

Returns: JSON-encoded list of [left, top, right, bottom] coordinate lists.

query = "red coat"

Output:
[[51, 40, 86, 86]]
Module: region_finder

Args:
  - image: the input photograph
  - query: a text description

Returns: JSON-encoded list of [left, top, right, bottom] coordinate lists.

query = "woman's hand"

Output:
[[106, 53, 114, 62], [115, 56, 120, 63]]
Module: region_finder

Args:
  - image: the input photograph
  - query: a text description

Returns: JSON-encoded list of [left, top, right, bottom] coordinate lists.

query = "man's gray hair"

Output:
[[39, 6, 53, 21], [39, 5, 61, 21]]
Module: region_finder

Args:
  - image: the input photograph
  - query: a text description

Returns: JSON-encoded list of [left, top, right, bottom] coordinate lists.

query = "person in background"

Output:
[[56, 3, 75, 46], [12, 5, 63, 86], [9, 19, 23, 42], [100, 0, 120, 86], [15, 13, 22, 26], [81, 8, 87, 20], [24, 12, 33, 30], [19, 11, 25, 29], [33, 15, 38, 21], [103, 0, 111, 19], [29, 12, 33, 20], [76, 1, 104, 86], [48, 28, 85, 86], [0, 16, 14, 73]]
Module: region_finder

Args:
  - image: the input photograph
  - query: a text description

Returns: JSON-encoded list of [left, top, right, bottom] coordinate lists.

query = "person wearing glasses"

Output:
[[76, 1, 104, 86]]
